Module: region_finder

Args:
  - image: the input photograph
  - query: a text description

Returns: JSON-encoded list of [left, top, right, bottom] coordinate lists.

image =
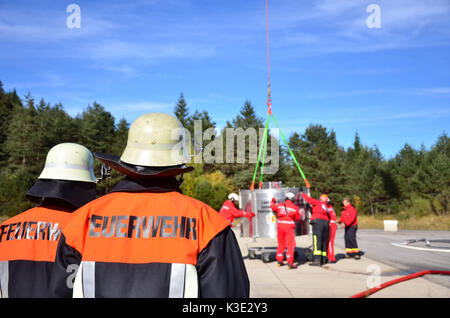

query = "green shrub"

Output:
[[0, 169, 34, 217]]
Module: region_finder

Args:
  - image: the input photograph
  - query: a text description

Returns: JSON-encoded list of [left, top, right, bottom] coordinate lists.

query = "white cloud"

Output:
[[270, 0, 450, 56]]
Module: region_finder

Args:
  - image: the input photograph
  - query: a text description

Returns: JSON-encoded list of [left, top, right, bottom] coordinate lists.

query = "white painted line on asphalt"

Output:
[[392, 243, 450, 253]]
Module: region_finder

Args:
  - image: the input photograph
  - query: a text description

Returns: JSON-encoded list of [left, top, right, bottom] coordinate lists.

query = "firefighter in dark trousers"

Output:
[[49, 113, 250, 298], [0, 143, 96, 298], [270, 192, 302, 269], [338, 197, 360, 259], [302, 193, 330, 266], [327, 201, 337, 263], [219, 193, 254, 226]]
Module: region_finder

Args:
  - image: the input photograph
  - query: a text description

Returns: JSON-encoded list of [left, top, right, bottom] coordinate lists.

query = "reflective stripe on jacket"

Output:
[[270, 200, 300, 228]]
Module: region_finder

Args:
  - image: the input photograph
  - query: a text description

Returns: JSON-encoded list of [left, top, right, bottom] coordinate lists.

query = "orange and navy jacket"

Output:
[[327, 204, 337, 224], [219, 199, 244, 225], [270, 199, 301, 228], [301, 193, 330, 221], [0, 206, 73, 298], [50, 177, 250, 298], [339, 204, 358, 227]]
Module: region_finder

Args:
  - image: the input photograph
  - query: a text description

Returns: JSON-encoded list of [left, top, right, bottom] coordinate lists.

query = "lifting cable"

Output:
[[350, 270, 450, 298], [250, 0, 310, 190]]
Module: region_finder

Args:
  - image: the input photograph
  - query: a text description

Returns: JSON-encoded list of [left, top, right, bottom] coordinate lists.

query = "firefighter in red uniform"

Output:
[[219, 193, 254, 226], [49, 113, 250, 298], [271, 192, 302, 269], [0, 143, 96, 298], [338, 197, 360, 260], [302, 193, 330, 266], [327, 200, 337, 263]]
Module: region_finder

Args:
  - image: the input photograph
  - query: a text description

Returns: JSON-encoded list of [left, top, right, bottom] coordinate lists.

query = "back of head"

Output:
[[94, 113, 194, 181], [320, 194, 329, 202], [26, 143, 97, 210], [228, 193, 239, 202], [285, 192, 295, 201], [121, 112, 190, 167]]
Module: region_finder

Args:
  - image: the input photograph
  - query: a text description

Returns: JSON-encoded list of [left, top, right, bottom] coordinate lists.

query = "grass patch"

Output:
[[358, 214, 450, 231]]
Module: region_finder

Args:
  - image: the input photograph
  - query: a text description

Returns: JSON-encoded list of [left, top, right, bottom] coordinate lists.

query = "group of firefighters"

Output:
[[219, 189, 360, 269], [0, 111, 360, 298]]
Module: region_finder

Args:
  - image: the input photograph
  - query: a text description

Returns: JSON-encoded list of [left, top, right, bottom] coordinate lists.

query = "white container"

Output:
[[384, 220, 398, 232], [239, 183, 310, 238]]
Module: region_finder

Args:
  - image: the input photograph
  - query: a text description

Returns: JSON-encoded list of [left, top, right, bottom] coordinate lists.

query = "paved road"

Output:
[[334, 229, 450, 288]]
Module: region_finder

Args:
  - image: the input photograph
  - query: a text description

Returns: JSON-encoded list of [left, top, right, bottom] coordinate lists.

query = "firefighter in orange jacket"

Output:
[[338, 197, 360, 259], [271, 192, 302, 269], [0, 143, 96, 298], [302, 193, 330, 266], [327, 200, 337, 263], [49, 113, 250, 298], [219, 193, 254, 226]]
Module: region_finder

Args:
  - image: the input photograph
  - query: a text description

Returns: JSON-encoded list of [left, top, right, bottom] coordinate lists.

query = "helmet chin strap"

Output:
[[176, 174, 184, 186]]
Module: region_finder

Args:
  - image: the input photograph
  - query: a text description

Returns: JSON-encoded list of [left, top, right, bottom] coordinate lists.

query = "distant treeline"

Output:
[[0, 81, 448, 217]]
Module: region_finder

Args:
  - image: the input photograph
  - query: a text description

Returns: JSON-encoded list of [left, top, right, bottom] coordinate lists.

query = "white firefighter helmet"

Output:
[[38, 143, 96, 183], [120, 112, 190, 167], [286, 192, 295, 200], [228, 193, 239, 201]]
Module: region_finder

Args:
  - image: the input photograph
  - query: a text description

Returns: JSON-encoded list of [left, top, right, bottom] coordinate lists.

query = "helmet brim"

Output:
[[26, 179, 96, 209], [94, 152, 194, 179]]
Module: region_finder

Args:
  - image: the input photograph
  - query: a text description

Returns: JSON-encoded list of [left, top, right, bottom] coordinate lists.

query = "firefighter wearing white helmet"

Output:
[[50, 112, 250, 298], [220, 193, 254, 226], [0, 143, 96, 298], [228, 193, 239, 202], [271, 191, 302, 269], [285, 192, 295, 201]]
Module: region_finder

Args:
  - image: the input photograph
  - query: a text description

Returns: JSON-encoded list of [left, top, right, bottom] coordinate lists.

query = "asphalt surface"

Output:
[[334, 229, 450, 288], [236, 227, 450, 298]]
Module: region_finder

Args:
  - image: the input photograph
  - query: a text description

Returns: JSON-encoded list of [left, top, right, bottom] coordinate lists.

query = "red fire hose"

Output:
[[350, 270, 450, 298]]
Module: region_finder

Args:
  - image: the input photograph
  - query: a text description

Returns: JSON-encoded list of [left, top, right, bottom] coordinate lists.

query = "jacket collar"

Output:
[[109, 176, 183, 194]]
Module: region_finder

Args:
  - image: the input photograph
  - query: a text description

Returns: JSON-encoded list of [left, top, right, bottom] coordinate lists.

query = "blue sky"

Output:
[[1, 0, 449, 158]]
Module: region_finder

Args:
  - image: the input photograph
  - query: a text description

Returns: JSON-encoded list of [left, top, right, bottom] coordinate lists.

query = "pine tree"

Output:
[[174, 92, 190, 129], [288, 124, 349, 207], [217, 100, 266, 189], [4, 93, 39, 173], [112, 118, 129, 156], [79, 102, 116, 154], [0, 83, 23, 166]]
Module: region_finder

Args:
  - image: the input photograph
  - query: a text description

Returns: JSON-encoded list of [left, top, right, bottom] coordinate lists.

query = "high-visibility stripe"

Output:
[[0, 261, 8, 298], [82, 261, 95, 298], [346, 248, 360, 253], [169, 263, 186, 298], [73, 262, 83, 298], [277, 220, 295, 225], [184, 264, 198, 298], [313, 235, 323, 255], [44, 162, 91, 171], [313, 235, 318, 254], [321, 251, 327, 257]]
